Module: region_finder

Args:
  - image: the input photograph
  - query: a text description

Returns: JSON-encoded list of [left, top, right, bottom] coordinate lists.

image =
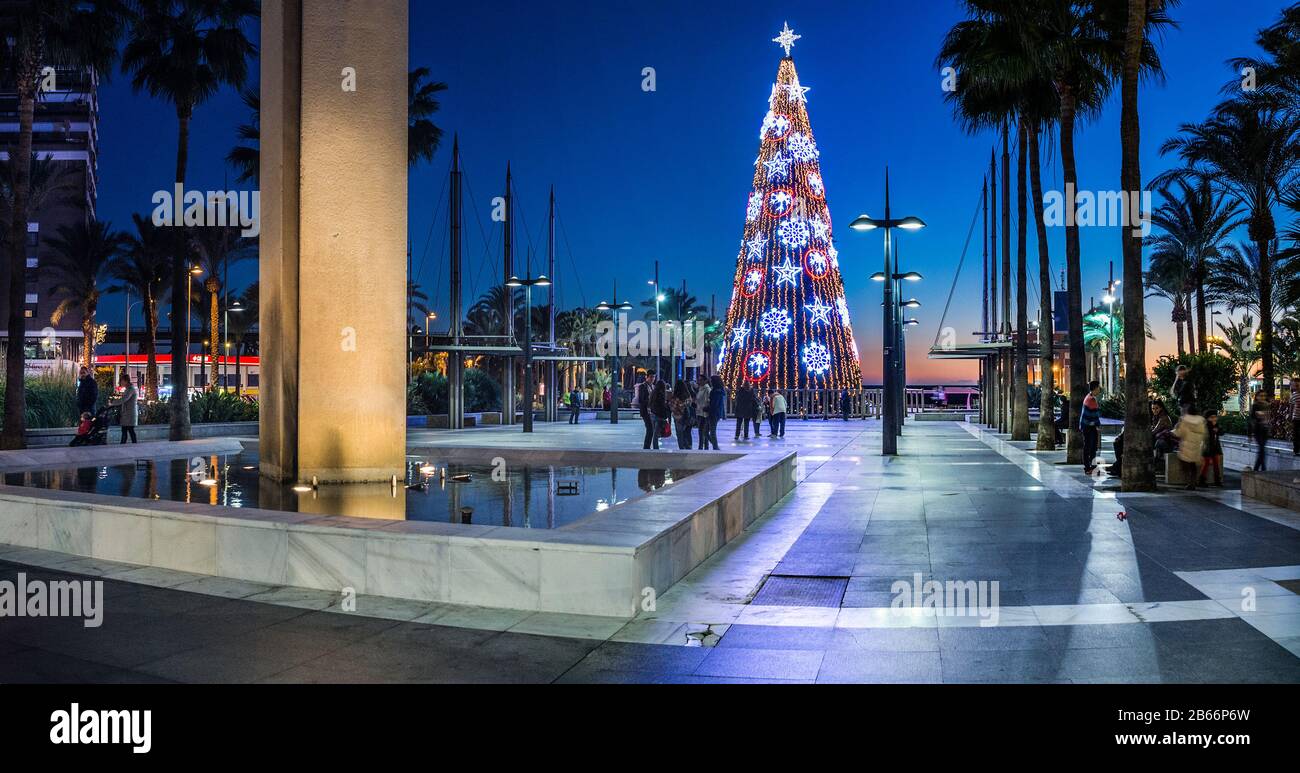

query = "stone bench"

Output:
[[1242, 469, 1300, 511]]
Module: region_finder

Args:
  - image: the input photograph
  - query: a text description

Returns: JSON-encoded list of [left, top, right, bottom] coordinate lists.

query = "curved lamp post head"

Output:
[[903, 319, 921, 327], [902, 299, 922, 308], [898, 272, 924, 282], [897, 216, 927, 231], [870, 272, 887, 281], [505, 275, 523, 288], [850, 215, 880, 232]]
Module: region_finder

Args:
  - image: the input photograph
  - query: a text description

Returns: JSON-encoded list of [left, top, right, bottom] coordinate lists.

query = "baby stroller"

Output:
[[70, 407, 120, 447]]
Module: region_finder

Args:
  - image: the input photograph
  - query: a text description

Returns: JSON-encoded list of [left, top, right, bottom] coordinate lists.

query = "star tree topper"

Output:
[[773, 22, 801, 57]]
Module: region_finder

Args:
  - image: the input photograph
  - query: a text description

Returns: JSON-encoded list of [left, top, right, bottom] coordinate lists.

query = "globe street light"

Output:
[[507, 275, 551, 433], [852, 172, 926, 455], [597, 284, 634, 425]]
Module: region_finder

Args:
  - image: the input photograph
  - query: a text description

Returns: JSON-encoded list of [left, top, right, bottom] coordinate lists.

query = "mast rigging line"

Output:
[[933, 185, 985, 351]]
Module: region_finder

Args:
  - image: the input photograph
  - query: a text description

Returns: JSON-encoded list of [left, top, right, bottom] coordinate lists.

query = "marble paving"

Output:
[[1, 416, 1298, 682]]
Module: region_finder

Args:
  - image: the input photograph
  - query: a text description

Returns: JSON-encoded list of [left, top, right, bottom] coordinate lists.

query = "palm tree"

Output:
[[225, 88, 258, 184], [1208, 241, 1299, 325], [1144, 256, 1193, 355], [1228, 5, 1300, 112], [0, 0, 124, 450], [408, 67, 448, 168], [110, 214, 175, 401], [940, 2, 1075, 444], [45, 220, 123, 368], [407, 280, 431, 329], [189, 225, 250, 390], [1214, 315, 1260, 414], [1159, 98, 1300, 399], [122, 0, 258, 438], [0, 154, 80, 224], [1147, 178, 1242, 352]]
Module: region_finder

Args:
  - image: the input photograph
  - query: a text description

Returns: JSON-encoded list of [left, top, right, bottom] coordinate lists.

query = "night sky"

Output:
[[90, 0, 1292, 384]]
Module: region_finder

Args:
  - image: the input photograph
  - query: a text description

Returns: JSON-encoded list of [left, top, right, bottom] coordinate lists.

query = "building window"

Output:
[[23, 309, 35, 319], [25, 258, 38, 269], [25, 293, 38, 304], [25, 231, 38, 248]]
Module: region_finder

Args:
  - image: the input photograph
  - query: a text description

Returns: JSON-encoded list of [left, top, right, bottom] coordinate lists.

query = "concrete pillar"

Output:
[[260, 0, 408, 483]]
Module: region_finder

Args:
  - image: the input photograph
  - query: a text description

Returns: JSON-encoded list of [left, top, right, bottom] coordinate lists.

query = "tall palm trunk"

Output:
[[169, 106, 193, 440], [1173, 301, 1185, 355], [144, 294, 159, 401], [206, 277, 219, 391], [1031, 126, 1056, 450], [1253, 233, 1274, 402], [1012, 117, 1031, 440], [1195, 270, 1207, 354], [1120, 0, 1155, 491], [81, 298, 98, 368], [1059, 85, 1087, 464], [2, 56, 38, 451]]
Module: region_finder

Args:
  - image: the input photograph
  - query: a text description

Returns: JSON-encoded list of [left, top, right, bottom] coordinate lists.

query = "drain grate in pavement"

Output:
[[751, 576, 849, 607]]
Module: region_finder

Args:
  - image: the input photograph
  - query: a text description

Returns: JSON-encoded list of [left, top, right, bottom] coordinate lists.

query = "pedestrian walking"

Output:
[[694, 375, 712, 450], [1250, 391, 1272, 471], [1200, 411, 1224, 487], [76, 366, 98, 417], [840, 388, 851, 422], [670, 381, 694, 450], [638, 373, 658, 449], [771, 390, 788, 438], [112, 373, 139, 444], [1171, 364, 1195, 414], [1173, 405, 1208, 491], [706, 375, 725, 450], [651, 379, 670, 448], [1080, 380, 1104, 474]]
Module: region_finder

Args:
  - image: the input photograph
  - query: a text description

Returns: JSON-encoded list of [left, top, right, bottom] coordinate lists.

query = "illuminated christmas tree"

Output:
[[720, 23, 862, 392]]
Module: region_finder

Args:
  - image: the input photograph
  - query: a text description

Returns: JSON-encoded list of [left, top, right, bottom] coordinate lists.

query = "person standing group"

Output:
[[696, 374, 723, 450], [112, 373, 139, 444], [76, 366, 98, 417], [769, 389, 787, 438]]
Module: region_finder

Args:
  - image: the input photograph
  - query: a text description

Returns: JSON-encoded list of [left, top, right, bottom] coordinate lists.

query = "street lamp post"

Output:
[[507, 274, 551, 433], [597, 283, 634, 426], [1103, 262, 1120, 393], [649, 260, 662, 382], [851, 170, 926, 456], [125, 295, 142, 387], [223, 299, 245, 393], [185, 266, 203, 395]]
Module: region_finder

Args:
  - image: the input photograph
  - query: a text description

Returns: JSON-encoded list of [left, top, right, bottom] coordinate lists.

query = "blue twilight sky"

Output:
[[91, 0, 1293, 384]]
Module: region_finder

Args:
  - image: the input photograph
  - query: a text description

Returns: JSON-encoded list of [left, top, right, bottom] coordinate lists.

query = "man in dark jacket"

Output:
[[638, 373, 658, 449], [76, 367, 98, 417], [734, 385, 756, 440]]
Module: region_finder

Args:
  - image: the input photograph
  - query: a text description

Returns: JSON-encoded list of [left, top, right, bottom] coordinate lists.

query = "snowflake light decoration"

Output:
[[742, 267, 765, 298], [806, 172, 825, 199], [767, 188, 794, 218], [746, 192, 761, 223], [760, 307, 792, 338], [851, 339, 860, 362], [803, 248, 830, 279], [779, 218, 811, 248], [786, 132, 819, 162], [745, 350, 772, 382], [836, 296, 851, 326], [761, 111, 792, 141], [803, 342, 831, 375], [773, 258, 802, 287], [810, 216, 830, 243]]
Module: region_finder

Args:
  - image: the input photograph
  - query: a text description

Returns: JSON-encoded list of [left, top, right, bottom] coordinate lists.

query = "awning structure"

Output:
[[927, 341, 1043, 360]]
